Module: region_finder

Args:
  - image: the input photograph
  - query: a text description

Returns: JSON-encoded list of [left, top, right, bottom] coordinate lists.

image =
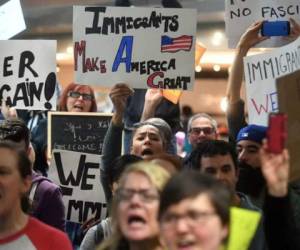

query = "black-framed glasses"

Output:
[[189, 127, 215, 135], [68, 91, 93, 101], [116, 188, 159, 203]]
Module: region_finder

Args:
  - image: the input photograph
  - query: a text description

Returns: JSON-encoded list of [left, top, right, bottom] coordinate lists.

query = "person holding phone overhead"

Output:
[[226, 19, 300, 207]]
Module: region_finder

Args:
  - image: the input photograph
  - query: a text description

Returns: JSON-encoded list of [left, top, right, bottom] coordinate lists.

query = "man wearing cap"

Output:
[[235, 125, 267, 207]]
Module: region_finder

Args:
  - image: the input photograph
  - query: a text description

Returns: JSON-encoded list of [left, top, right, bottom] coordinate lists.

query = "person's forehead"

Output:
[[0, 148, 18, 167], [201, 154, 235, 168], [123, 171, 152, 189], [191, 117, 213, 128], [237, 140, 261, 149], [135, 125, 160, 135], [73, 85, 92, 93], [166, 193, 213, 213]]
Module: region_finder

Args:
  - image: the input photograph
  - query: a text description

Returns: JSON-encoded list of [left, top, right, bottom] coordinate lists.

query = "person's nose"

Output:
[[238, 149, 248, 163], [175, 217, 189, 234], [77, 94, 84, 101], [129, 193, 143, 206]]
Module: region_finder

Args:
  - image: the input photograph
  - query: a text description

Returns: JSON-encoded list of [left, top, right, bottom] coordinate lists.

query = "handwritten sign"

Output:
[[243, 36, 300, 126], [73, 6, 196, 90], [0, 40, 57, 110], [0, 0, 26, 40], [227, 207, 261, 250], [225, 0, 300, 48], [49, 150, 107, 223], [277, 70, 300, 182], [48, 112, 112, 157]]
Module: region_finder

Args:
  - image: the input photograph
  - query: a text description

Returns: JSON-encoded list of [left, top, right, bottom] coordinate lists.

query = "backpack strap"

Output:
[[29, 182, 39, 202]]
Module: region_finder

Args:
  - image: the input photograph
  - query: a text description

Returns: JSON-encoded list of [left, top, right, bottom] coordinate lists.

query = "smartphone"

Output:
[[261, 21, 290, 37], [267, 113, 287, 154]]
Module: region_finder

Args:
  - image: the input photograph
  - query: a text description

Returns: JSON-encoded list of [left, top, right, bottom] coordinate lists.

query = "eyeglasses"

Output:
[[189, 127, 215, 135], [161, 210, 216, 229], [68, 91, 93, 101], [116, 188, 159, 203]]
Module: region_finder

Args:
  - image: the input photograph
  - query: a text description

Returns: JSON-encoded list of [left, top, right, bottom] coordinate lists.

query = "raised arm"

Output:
[[260, 140, 300, 249], [100, 84, 133, 202], [227, 21, 267, 104], [140, 88, 163, 121], [226, 22, 268, 142]]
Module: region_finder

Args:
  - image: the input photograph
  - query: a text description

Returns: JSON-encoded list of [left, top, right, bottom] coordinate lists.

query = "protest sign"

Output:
[[49, 150, 107, 223], [0, 0, 26, 40], [73, 6, 196, 90], [277, 70, 300, 181], [225, 0, 300, 48], [48, 112, 112, 157], [243, 36, 300, 126], [0, 40, 57, 110]]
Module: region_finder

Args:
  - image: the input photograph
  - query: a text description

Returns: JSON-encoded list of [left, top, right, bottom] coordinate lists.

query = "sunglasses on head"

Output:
[[68, 91, 93, 101]]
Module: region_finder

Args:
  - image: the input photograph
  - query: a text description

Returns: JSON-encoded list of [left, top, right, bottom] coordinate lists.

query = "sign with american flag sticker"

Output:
[[73, 6, 197, 90]]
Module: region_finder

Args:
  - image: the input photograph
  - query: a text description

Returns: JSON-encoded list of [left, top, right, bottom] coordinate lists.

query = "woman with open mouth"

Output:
[[98, 161, 170, 250], [159, 171, 232, 250]]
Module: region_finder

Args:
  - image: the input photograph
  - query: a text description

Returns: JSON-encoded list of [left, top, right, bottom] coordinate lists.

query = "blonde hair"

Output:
[[97, 161, 170, 250]]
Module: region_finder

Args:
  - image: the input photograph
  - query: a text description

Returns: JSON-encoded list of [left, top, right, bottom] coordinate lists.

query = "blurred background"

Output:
[[3, 0, 250, 126]]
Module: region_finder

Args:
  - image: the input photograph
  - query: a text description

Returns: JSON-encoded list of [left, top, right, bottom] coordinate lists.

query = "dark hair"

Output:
[[58, 83, 97, 112], [0, 141, 32, 212], [109, 154, 142, 186], [190, 140, 238, 171], [0, 118, 30, 151], [159, 171, 232, 226]]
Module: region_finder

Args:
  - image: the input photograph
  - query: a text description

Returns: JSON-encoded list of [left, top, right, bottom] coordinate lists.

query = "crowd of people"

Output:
[[1, 1, 300, 250]]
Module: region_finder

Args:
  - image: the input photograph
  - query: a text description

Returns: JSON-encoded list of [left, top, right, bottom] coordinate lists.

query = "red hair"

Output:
[[58, 83, 97, 112]]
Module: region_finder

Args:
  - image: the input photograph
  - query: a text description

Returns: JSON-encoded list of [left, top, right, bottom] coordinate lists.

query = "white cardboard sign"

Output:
[[244, 36, 300, 126], [0, 0, 26, 40], [73, 6, 196, 90], [0, 40, 57, 110], [49, 150, 107, 224], [225, 0, 300, 48]]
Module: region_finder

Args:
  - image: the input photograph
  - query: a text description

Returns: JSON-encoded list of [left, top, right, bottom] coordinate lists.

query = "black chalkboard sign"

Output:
[[48, 112, 112, 156]]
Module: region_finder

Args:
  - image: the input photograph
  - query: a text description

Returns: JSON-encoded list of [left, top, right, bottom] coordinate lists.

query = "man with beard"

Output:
[[191, 139, 266, 250], [235, 125, 267, 207]]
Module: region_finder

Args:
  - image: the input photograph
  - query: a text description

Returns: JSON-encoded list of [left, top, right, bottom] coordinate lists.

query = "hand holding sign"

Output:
[[109, 83, 134, 125], [287, 18, 300, 41], [1, 98, 17, 119]]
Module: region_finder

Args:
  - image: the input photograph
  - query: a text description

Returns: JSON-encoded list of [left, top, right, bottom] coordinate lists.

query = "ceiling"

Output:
[[10, 0, 226, 51], [0, 0, 234, 70]]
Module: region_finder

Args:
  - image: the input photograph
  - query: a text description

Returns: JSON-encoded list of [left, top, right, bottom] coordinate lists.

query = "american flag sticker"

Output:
[[161, 35, 193, 53]]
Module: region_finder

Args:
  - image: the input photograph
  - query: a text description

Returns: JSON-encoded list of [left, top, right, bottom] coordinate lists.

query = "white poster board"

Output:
[[225, 0, 300, 48], [0, 0, 26, 39], [244, 36, 300, 126], [73, 6, 196, 90], [49, 150, 107, 224], [0, 40, 57, 110]]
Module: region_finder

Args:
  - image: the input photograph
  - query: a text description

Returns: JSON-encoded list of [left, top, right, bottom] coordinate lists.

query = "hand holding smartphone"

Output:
[[261, 21, 290, 37], [267, 113, 287, 154]]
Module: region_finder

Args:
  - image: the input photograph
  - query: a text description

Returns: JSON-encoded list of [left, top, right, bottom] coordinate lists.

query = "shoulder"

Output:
[[238, 192, 262, 212], [27, 217, 72, 249]]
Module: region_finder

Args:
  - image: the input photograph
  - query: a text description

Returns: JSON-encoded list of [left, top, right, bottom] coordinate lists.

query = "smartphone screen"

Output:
[[261, 21, 290, 37], [267, 113, 287, 154]]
